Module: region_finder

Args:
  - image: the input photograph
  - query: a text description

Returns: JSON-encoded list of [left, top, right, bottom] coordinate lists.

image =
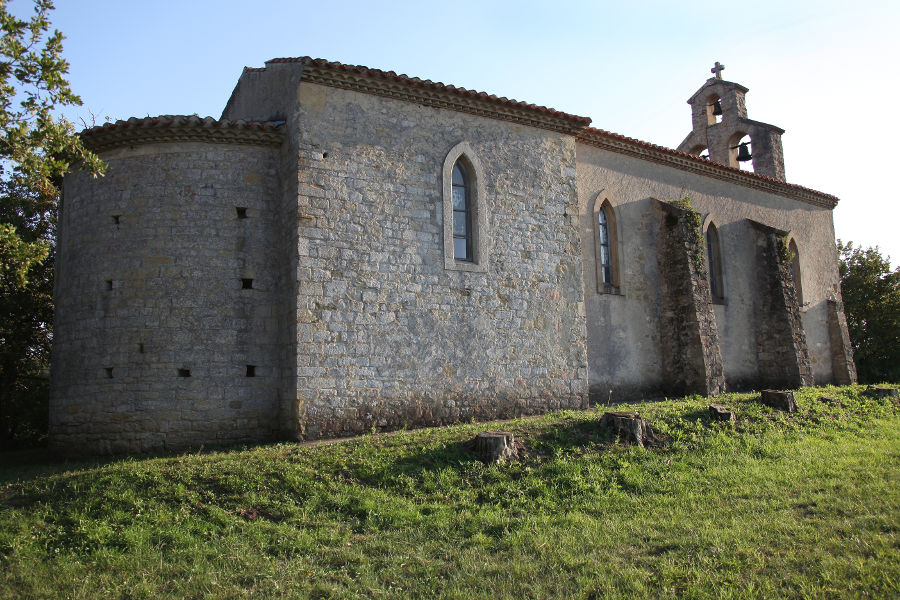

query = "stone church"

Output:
[[50, 58, 857, 453]]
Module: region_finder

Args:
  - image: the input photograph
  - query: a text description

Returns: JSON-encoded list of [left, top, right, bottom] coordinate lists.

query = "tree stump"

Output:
[[599, 411, 668, 448], [708, 403, 735, 422], [760, 390, 797, 412], [474, 431, 518, 464], [864, 386, 899, 401]]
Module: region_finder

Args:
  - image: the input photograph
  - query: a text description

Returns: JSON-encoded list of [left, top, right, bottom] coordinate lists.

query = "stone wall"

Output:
[[288, 83, 588, 438], [827, 297, 858, 385], [653, 200, 726, 397], [750, 222, 814, 389], [576, 142, 845, 394], [51, 141, 284, 453]]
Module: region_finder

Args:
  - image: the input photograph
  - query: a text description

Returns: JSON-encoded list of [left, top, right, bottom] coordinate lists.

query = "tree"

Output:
[[0, 0, 104, 448], [838, 241, 900, 384]]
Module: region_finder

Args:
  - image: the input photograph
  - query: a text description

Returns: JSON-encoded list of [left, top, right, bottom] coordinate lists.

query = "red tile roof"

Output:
[[264, 56, 592, 128], [79, 115, 284, 152], [578, 126, 839, 208]]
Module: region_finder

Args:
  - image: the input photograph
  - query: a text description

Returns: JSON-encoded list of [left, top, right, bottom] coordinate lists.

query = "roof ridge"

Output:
[[577, 126, 838, 208], [79, 115, 285, 152], [261, 56, 591, 131]]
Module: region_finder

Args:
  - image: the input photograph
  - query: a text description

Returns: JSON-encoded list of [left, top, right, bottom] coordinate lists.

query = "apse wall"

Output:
[[50, 118, 285, 453]]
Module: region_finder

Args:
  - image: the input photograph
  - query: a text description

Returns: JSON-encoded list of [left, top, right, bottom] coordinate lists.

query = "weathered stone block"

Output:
[[760, 389, 798, 412], [864, 386, 899, 401], [708, 403, 735, 422]]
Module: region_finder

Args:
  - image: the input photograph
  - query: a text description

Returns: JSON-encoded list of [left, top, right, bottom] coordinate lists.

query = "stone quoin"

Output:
[[50, 58, 856, 454]]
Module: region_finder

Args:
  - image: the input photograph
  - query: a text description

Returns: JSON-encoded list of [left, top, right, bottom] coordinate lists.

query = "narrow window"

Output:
[[594, 199, 619, 292], [597, 206, 612, 285], [104, 367, 114, 379], [105, 280, 113, 290], [241, 278, 253, 290], [706, 223, 724, 302], [177, 368, 191, 377], [111, 215, 121, 225], [236, 207, 248, 219], [452, 162, 472, 262], [442, 142, 487, 273], [246, 365, 256, 377]]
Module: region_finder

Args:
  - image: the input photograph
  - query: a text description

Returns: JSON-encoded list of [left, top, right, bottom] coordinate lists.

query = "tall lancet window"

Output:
[[452, 161, 472, 261], [597, 206, 612, 284]]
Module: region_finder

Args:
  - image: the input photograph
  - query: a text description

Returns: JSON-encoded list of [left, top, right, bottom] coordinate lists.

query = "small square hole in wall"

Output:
[[236, 207, 248, 219], [111, 215, 121, 225], [105, 280, 113, 290], [104, 367, 113, 379], [138, 343, 144, 354], [177, 368, 191, 377], [246, 365, 256, 377], [241, 278, 253, 289]]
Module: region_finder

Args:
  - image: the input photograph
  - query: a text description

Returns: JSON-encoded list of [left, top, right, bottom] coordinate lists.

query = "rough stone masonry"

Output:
[[50, 58, 856, 453]]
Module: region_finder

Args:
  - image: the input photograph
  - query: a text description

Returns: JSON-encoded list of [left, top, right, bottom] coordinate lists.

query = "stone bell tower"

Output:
[[677, 62, 786, 181]]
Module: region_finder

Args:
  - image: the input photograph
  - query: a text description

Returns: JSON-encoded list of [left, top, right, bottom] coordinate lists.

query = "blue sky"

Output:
[[27, 0, 900, 266]]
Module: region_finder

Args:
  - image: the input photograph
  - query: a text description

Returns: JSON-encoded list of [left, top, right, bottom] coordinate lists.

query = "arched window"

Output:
[[451, 162, 472, 261], [594, 198, 620, 293], [598, 206, 612, 284], [789, 238, 803, 305], [442, 142, 488, 272], [706, 222, 724, 303]]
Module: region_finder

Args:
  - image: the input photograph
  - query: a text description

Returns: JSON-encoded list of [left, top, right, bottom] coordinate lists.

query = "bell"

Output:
[[712, 100, 723, 116], [736, 142, 752, 162]]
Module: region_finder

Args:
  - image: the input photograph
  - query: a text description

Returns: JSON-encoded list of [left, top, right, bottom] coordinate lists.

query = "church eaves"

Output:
[[577, 127, 839, 209], [79, 115, 284, 153], [264, 56, 593, 135]]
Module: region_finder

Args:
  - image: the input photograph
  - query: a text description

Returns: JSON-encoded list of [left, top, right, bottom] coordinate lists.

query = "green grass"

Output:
[[1, 385, 899, 599]]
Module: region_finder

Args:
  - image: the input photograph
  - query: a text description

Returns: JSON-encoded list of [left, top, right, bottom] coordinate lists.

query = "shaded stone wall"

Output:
[[750, 222, 814, 389], [827, 297, 858, 385], [51, 142, 284, 454], [653, 199, 726, 397]]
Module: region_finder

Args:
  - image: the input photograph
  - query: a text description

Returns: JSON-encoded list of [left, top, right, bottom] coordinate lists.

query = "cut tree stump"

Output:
[[760, 390, 797, 412], [864, 386, 899, 401], [599, 411, 668, 448], [474, 431, 518, 464], [708, 403, 735, 422]]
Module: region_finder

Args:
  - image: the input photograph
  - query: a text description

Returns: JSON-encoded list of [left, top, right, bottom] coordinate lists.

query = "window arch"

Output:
[[593, 197, 620, 293], [451, 162, 473, 261], [705, 222, 724, 303], [442, 142, 487, 272], [788, 238, 803, 305]]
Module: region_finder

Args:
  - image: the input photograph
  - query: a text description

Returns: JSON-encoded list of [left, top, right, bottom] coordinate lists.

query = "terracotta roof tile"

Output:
[[264, 56, 592, 126], [578, 126, 839, 207], [79, 115, 284, 152]]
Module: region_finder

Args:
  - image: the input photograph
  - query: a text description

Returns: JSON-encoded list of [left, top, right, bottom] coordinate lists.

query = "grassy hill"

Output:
[[1, 385, 899, 599]]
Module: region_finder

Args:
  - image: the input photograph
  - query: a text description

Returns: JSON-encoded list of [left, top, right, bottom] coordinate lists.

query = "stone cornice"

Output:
[[267, 57, 592, 135], [80, 115, 284, 153], [577, 128, 839, 209]]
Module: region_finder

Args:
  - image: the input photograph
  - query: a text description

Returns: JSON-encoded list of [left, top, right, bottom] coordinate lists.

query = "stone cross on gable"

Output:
[[711, 61, 725, 79]]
